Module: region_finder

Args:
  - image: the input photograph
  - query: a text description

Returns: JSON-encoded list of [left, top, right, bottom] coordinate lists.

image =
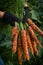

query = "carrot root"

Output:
[[27, 19, 43, 37], [20, 30, 30, 60]]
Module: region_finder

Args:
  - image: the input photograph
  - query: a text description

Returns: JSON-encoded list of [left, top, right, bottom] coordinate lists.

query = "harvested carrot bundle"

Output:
[[26, 33, 34, 55], [27, 18, 43, 36], [27, 26, 42, 48], [32, 41, 38, 56], [20, 30, 30, 60], [12, 27, 18, 54]]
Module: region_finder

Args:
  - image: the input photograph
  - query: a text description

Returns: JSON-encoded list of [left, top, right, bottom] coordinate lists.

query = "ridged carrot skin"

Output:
[[27, 33, 34, 55], [27, 19, 43, 36], [32, 41, 38, 56], [27, 26, 42, 48], [12, 27, 18, 54], [12, 27, 18, 38], [17, 38, 22, 65], [20, 30, 30, 60]]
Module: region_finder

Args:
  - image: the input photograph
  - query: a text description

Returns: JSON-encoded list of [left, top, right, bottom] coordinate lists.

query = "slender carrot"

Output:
[[12, 27, 18, 38], [17, 38, 22, 65], [27, 26, 42, 48], [20, 30, 30, 60], [32, 41, 38, 56], [27, 18, 43, 36], [12, 27, 18, 54], [26, 33, 34, 55]]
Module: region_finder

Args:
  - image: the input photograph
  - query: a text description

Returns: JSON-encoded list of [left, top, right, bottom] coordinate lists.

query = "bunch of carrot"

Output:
[[12, 18, 43, 65]]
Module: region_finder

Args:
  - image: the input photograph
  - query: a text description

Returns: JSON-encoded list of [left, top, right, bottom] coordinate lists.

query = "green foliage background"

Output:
[[0, 0, 43, 65]]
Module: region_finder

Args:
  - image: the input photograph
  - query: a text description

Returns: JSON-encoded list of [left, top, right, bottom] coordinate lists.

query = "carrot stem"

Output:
[[20, 22, 24, 30]]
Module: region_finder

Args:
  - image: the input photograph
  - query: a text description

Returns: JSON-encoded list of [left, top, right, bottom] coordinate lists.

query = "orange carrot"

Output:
[[12, 27, 18, 38], [26, 33, 34, 55], [17, 38, 22, 65], [12, 27, 18, 54], [32, 41, 38, 56], [27, 19, 43, 36], [27, 26, 42, 48], [20, 30, 30, 60]]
